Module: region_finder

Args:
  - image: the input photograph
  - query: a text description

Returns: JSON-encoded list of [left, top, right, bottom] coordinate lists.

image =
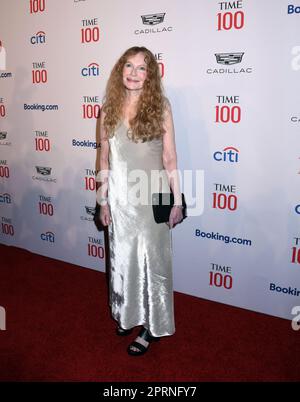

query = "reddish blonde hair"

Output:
[[102, 46, 166, 143]]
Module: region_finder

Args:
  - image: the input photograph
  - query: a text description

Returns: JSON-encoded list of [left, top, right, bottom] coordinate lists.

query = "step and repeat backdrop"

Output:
[[0, 0, 299, 321]]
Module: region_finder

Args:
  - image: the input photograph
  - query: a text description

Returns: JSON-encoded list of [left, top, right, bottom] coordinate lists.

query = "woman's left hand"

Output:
[[167, 206, 183, 229]]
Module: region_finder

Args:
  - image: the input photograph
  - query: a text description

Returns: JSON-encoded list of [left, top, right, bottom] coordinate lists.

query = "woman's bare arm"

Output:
[[162, 99, 182, 205]]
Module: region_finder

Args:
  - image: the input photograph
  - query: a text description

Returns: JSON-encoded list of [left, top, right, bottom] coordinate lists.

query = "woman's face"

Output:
[[122, 52, 148, 92]]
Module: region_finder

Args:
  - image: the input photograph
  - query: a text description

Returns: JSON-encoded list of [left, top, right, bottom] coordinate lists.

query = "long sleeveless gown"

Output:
[[107, 120, 175, 337]]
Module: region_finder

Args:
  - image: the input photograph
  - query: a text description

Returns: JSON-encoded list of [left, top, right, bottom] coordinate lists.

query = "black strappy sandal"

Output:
[[116, 326, 133, 336], [127, 327, 160, 356]]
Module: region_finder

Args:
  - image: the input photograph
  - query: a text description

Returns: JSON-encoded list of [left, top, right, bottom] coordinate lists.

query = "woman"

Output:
[[98, 46, 183, 356]]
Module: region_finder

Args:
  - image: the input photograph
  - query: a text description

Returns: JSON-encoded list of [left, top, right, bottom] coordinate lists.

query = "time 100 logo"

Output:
[[217, 1, 245, 31], [30, 0, 45, 14]]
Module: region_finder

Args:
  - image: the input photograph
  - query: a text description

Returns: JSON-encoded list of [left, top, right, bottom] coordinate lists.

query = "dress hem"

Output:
[[111, 315, 175, 338]]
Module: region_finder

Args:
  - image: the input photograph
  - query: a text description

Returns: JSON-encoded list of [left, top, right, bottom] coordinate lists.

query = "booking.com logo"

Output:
[[0, 40, 6, 70], [288, 4, 300, 13], [0, 306, 6, 330], [96, 165, 205, 217]]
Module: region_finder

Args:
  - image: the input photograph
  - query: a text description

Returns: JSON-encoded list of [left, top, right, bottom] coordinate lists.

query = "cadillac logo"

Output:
[[215, 52, 244, 65], [85, 206, 96, 215], [141, 13, 166, 25], [36, 166, 52, 175], [0, 193, 11, 204]]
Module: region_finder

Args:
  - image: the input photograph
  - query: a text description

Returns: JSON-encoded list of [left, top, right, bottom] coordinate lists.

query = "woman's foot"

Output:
[[116, 326, 133, 336], [127, 327, 160, 356]]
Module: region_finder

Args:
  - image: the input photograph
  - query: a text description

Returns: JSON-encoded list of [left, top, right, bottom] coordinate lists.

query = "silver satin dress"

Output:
[[107, 121, 175, 337]]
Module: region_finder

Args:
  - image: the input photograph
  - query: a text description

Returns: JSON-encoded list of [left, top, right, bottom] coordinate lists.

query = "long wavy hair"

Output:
[[102, 46, 166, 143]]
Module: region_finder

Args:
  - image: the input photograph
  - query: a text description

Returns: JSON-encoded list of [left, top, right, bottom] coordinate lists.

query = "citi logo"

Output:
[[41, 231, 55, 243], [141, 13, 165, 25], [288, 5, 300, 14], [213, 147, 239, 163], [215, 52, 244, 65], [30, 31, 46, 45], [0, 193, 11, 204], [81, 62, 99, 77]]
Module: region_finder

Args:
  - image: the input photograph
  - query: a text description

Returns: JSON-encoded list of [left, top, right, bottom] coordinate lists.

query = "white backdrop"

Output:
[[0, 0, 299, 320]]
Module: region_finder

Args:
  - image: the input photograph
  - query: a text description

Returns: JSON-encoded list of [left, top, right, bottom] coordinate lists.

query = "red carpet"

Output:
[[0, 244, 299, 382]]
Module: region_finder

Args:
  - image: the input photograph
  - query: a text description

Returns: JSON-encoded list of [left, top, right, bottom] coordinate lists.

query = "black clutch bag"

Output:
[[152, 192, 187, 224]]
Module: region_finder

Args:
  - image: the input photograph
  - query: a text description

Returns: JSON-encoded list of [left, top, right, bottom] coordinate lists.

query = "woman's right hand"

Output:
[[100, 204, 112, 226]]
